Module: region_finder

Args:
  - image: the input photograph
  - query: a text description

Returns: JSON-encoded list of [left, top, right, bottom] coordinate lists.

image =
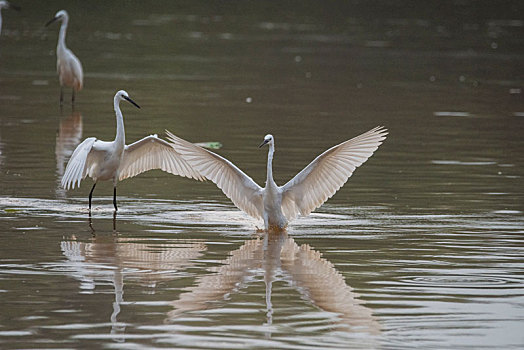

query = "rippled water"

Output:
[[1, 1, 523, 349]]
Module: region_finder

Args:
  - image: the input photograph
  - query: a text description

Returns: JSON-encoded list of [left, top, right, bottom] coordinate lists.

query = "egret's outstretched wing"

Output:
[[119, 135, 204, 181], [280, 126, 388, 220], [61, 137, 96, 189], [166, 130, 264, 220]]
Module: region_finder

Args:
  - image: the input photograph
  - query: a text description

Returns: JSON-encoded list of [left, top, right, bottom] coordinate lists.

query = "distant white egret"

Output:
[[167, 126, 387, 231], [0, 1, 20, 36], [62, 90, 203, 212], [46, 10, 83, 106]]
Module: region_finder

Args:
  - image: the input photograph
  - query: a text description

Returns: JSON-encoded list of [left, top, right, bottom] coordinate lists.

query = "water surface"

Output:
[[1, 1, 523, 349]]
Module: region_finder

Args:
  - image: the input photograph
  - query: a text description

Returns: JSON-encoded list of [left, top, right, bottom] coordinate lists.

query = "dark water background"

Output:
[[1, 1, 523, 349]]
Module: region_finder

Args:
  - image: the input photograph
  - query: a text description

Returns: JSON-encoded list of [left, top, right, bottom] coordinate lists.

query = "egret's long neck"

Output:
[[57, 18, 68, 51], [266, 142, 275, 187], [114, 99, 125, 147]]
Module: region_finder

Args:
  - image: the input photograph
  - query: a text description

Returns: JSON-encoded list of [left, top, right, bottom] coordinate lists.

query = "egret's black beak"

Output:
[[124, 96, 140, 109], [45, 16, 59, 27], [9, 4, 21, 11], [259, 139, 269, 148]]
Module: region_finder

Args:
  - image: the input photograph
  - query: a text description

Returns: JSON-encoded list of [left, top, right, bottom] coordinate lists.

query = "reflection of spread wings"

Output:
[[61, 237, 207, 284], [168, 238, 264, 317], [60, 236, 208, 338], [280, 239, 380, 333], [168, 233, 379, 334]]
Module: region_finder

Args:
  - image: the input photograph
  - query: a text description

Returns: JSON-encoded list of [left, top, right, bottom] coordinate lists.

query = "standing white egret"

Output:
[[46, 10, 83, 106], [62, 90, 203, 212], [0, 1, 20, 36], [167, 126, 387, 231]]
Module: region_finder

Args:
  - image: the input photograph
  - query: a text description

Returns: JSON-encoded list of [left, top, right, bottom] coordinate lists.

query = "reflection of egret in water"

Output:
[[168, 231, 380, 335], [56, 111, 83, 197], [60, 235, 207, 338]]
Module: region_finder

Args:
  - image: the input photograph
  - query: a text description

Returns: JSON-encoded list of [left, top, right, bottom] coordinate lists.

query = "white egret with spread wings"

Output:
[[61, 90, 203, 211], [167, 126, 387, 230]]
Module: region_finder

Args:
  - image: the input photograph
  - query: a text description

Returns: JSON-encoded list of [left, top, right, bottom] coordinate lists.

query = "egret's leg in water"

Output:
[[89, 183, 96, 211], [113, 187, 118, 211], [263, 213, 269, 232]]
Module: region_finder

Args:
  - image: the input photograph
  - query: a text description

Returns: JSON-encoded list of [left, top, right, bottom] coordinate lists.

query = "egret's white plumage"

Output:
[[62, 90, 203, 211], [46, 10, 83, 105], [0, 1, 20, 36], [167, 126, 388, 230]]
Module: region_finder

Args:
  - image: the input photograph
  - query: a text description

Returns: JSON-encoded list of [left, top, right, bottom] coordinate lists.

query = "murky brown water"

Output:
[[1, 1, 523, 349]]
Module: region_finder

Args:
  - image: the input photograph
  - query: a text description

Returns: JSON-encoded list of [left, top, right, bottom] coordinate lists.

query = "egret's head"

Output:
[[54, 10, 68, 19], [259, 134, 274, 148], [116, 90, 140, 109], [46, 9, 68, 26], [0, 1, 8, 10]]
